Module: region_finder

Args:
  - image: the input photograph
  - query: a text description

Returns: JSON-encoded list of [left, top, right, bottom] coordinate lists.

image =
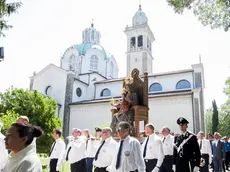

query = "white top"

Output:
[[57, 137, 86, 167], [141, 133, 164, 168], [93, 137, 118, 168], [162, 134, 174, 156], [86, 138, 100, 158], [107, 135, 145, 172], [0, 133, 8, 171], [2, 144, 42, 172], [49, 138, 66, 159], [198, 138, 212, 164]]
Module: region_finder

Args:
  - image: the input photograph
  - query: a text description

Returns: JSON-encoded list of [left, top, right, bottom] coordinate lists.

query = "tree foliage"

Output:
[[0, 88, 61, 153], [0, 110, 19, 133], [167, 0, 230, 31], [205, 108, 212, 135], [212, 99, 219, 134], [206, 77, 230, 137], [0, 0, 22, 37], [217, 77, 230, 136]]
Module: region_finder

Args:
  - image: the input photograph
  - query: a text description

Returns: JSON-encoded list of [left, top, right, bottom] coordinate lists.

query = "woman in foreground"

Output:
[[2, 123, 43, 172]]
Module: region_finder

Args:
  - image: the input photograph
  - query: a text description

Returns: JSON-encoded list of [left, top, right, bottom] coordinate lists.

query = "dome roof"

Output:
[[72, 43, 111, 60], [132, 5, 148, 26], [136, 5, 146, 16]]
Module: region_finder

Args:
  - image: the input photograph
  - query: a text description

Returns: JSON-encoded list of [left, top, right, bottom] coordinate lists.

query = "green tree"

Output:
[[0, 88, 61, 153], [205, 108, 212, 135], [0, 110, 19, 133], [218, 100, 230, 136], [212, 99, 219, 133], [218, 77, 230, 136], [167, 0, 230, 31], [0, 1, 22, 37]]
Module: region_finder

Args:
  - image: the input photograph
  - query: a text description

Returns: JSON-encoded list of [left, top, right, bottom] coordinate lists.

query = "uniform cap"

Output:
[[95, 127, 102, 132], [177, 117, 189, 125]]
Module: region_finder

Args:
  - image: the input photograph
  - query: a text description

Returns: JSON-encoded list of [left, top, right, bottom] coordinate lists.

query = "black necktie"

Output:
[[116, 140, 124, 169], [49, 141, 56, 157], [143, 136, 149, 158], [200, 140, 202, 150], [94, 140, 105, 161], [163, 137, 166, 143], [66, 146, 72, 161]]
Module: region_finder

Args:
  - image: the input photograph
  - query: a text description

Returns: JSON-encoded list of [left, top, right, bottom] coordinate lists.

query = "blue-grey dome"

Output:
[[71, 43, 111, 60], [136, 5, 146, 16]]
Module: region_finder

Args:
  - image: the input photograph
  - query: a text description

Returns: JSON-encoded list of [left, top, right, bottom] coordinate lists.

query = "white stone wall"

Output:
[[32, 65, 67, 121], [128, 51, 144, 75], [148, 95, 193, 133], [95, 80, 123, 99], [61, 48, 81, 74], [78, 73, 108, 100], [72, 80, 88, 102], [93, 71, 194, 101], [69, 94, 194, 135], [81, 48, 107, 76], [148, 71, 194, 91], [106, 56, 119, 79], [69, 102, 112, 134]]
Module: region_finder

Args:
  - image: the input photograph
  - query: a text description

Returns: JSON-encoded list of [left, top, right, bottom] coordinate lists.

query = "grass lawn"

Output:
[[40, 158, 70, 172]]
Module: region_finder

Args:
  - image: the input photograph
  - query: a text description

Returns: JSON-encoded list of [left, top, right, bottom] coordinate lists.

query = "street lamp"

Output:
[[0, 47, 4, 62]]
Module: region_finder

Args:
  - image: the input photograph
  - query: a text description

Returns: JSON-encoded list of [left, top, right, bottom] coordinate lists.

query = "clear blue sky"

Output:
[[0, 0, 229, 109]]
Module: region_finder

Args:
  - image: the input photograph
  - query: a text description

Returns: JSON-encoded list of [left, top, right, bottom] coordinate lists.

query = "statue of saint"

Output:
[[110, 81, 139, 135]]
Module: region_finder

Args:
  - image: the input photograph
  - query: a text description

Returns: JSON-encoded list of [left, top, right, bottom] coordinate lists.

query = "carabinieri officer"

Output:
[[173, 117, 201, 172]]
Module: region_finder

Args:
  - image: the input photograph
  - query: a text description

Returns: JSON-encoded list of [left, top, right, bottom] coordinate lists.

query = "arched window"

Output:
[[176, 79, 191, 89], [130, 37, 136, 48], [45, 86, 52, 96], [138, 35, 143, 47], [149, 83, 163, 92], [100, 88, 111, 97], [90, 55, 98, 71]]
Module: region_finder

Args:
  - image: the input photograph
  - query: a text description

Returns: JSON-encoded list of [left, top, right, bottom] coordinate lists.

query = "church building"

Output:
[[29, 5, 205, 137]]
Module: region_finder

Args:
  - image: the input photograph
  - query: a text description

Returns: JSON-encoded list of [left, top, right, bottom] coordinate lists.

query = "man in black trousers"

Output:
[[49, 130, 66, 172], [173, 117, 201, 172]]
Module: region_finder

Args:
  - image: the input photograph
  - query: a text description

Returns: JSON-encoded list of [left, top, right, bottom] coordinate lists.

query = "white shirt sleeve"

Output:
[[207, 140, 212, 164], [156, 140, 164, 168], [133, 139, 146, 172], [57, 142, 69, 169]]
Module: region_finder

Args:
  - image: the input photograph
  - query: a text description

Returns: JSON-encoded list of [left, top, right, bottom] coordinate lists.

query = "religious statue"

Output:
[[110, 76, 139, 135]]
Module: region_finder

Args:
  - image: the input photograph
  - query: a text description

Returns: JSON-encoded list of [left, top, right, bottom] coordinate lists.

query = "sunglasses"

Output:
[[117, 129, 129, 133]]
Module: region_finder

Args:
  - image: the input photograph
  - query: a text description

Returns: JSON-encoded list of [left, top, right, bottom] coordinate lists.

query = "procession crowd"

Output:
[[0, 116, 230, 172]]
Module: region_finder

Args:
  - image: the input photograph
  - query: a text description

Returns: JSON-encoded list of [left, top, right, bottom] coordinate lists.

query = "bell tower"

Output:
[[124, 4, 155, 76]]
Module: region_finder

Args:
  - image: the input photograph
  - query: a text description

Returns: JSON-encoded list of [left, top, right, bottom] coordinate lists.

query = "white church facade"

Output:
[[29, 5, 205, 137]]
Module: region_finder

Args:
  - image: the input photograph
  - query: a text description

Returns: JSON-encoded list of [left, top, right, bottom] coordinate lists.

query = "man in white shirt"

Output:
[[197, 131, 212, 172], [160, 126, 174, 172], [0, 122, 8, 171], [57, 128, 86, 172], [107, 121, 145, 172], [93, 127, 118, 172], [49, 129, 66, 172], [142, 123, 164, 172], [84, 128, 100, 172]]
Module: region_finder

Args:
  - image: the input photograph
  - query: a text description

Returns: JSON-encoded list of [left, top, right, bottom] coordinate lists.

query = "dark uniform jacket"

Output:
[[173, 131, 201, 172]]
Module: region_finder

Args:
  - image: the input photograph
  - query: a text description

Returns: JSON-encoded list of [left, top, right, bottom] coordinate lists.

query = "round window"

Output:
[[45, 86, 52, 96], [76, 88, 82, 97]]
